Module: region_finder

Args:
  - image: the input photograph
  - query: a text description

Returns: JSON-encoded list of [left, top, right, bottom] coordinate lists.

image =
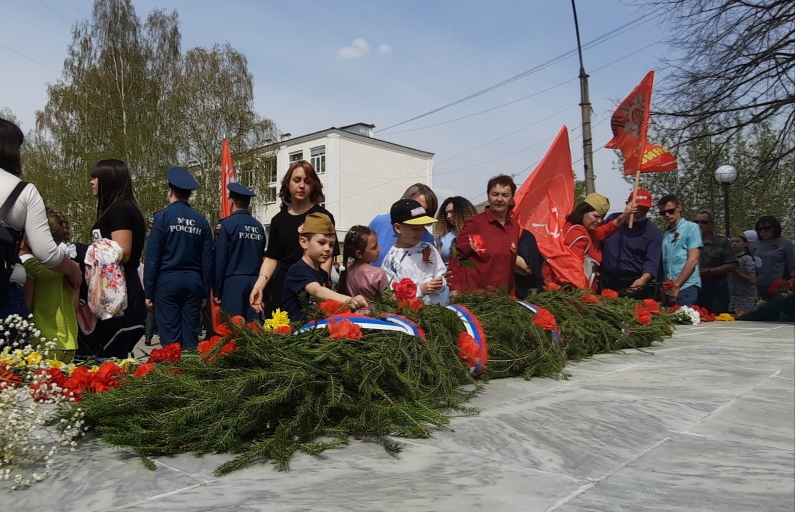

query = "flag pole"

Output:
[[629, 169, 640, 228], [628, 139, 643, 228]]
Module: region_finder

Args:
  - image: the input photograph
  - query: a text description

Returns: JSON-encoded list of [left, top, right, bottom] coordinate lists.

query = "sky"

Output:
[[1, 0, 673, 212]]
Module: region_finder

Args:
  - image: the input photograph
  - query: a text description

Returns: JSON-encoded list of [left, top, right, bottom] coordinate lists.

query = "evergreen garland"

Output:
[[51, 289, 675, 475]]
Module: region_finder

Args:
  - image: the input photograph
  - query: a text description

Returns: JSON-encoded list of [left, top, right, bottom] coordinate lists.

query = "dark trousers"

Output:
[[144, 308, 157, 340], [600, 272, 655, 300], [154, 272, 203, 349], [697, 277, 730, 314], [220, 275, 260, 322]]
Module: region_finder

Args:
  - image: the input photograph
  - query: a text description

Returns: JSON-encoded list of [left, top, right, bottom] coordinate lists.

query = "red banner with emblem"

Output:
[[605, 71, 677, 175], [511, 126, 588, 288]]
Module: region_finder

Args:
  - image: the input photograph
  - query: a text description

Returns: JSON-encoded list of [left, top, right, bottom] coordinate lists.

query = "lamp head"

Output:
[[715, 165, 738, 185]]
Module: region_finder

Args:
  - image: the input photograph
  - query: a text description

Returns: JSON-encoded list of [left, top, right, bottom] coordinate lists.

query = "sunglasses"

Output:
[[657, 208, 677, 216], [696, 220, 711, 225], [757, 226, 773, 232]]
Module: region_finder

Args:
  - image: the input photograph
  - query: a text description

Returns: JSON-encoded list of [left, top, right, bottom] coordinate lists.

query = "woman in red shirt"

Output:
[[449, 175, 520, 296], [562, 193, 635, 289]]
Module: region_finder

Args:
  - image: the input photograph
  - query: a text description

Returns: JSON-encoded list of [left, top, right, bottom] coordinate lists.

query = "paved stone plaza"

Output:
[[4, 322, 794, 511]]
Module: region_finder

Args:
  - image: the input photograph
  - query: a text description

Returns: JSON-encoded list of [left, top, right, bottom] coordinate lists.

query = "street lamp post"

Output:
[[714, 165, 738, 237]]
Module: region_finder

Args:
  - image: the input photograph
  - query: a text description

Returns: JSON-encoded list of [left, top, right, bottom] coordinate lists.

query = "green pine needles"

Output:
[[52, 289, 674, 475]]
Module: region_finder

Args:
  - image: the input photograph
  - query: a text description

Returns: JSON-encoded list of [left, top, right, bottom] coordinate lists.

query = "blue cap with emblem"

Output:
[[166, 167, 199, 191], [227, 182, 256, 198]]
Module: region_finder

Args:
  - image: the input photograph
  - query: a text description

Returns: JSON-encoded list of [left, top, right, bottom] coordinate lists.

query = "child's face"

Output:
[[300, 233, 336, 264], [394, 223, 427, 247], [730, 236, 747, 252], [357, 233, 381, 263]]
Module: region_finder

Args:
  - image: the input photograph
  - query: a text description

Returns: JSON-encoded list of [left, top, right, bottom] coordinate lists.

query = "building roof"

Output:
[[257, 123, 434, 159]]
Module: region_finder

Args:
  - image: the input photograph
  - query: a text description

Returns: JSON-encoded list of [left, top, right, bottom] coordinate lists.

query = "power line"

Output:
[[0, 43, 61, 72], [379, 39, 662, 137], [375, 15, 656, 134], [38, 0, 74, 26], [62, 0, 91, 18]]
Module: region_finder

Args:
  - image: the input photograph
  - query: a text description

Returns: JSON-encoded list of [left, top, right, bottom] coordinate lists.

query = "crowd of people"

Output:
[[2, 117, 794, 360]]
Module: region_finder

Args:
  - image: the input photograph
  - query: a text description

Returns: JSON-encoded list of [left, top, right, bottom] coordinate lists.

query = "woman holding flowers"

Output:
[[449, 175, 519, 296]]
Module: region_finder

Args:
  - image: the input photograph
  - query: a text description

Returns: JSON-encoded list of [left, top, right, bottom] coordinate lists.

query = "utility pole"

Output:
[[571, 0, 595, 194]]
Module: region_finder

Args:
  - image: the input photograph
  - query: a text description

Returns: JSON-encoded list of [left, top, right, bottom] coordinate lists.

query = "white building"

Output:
[[251, 123, 434, 240]]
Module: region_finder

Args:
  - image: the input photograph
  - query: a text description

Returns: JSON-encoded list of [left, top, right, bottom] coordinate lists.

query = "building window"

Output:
[[265, 159, 277, 184], [311, 146, 326, 174], [289, 151, 303, 163], [264, 186, 277, 204]]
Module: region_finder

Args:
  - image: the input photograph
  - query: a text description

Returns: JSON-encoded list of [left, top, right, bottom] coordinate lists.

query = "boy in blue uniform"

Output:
[[213, 183, 266, 321], [144, 167, 213, 348], [282, 213, 367, 322]]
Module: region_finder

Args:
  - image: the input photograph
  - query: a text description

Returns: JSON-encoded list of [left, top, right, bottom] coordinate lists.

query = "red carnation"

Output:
[[457, 332, 480, 368], [248, 321, 264, 334], [87, 362, 126, 393], [0, 362, 23, 390], [148, 343, 182, 364], [544, 282, 562, 292], [397, 297, 424, 313], [327, 319, 363, 341], [273, 325, 292, 334], [392, 278, 418, 301], [318, 299, 352, 316], [533, 306, 558, 331], [633, 305, 652, 325], [66, 366, 92, 396], [468, 234, 487, 255], [133, 362, 155, 377], [582, 294, 600, 304], [668, 305, 681, 313], [600, 289, 619, 299], [29, 368, 70, 402], [769, 279, 791, 296], [642, 299, 661, 314], [662, 279, 676, 291]]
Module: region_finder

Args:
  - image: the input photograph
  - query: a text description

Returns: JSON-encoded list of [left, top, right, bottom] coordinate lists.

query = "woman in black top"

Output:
[[76, 159, 147, 359], [250, 160, 337, 317]]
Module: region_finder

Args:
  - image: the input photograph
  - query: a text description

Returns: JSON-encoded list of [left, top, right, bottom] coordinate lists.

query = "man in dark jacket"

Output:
[[600, 189, 662, 298]]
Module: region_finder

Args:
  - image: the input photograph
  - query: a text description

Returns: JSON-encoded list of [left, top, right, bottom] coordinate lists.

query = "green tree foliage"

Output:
[[621, 123, 795, 235], [23, 0, 276, 238], [176, 44, 278, 227]]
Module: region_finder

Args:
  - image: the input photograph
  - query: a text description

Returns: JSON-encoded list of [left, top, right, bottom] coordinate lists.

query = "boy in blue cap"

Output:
[[144, 167, 213, 348], [213, 182, 266, 321]]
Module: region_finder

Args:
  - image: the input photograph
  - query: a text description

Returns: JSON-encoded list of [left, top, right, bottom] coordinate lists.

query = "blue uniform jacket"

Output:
[[144, 201, 213, 299], [213, 209, 266, 298]]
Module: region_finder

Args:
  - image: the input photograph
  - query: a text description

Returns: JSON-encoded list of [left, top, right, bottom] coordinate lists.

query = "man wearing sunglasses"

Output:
[[694, 210, 737, 314], [658, 195, 702, 306]]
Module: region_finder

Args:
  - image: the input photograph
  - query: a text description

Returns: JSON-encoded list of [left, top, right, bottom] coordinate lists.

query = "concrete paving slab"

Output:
[[3, 322, 793, 511], [554, 435, 795, 512]]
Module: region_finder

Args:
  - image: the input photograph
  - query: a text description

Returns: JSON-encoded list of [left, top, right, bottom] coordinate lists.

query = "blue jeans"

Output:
[[676, 285, 700, 307]]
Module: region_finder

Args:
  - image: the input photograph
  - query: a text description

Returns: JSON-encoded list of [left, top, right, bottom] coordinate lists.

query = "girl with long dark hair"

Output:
[[77, 159, 147, 358]]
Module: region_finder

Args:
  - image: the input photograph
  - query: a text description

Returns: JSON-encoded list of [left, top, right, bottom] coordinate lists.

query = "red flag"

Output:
[[638, 142, 677, 174], [605, 71, 676, 175], [512, 126, 588, 288], [220, 138, 235, 218]]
